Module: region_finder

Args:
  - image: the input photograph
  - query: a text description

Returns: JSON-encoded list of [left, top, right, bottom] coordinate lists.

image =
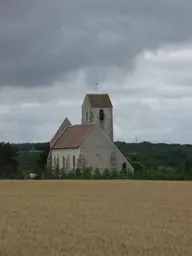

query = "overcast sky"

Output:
[[1, 0, 192, 144]]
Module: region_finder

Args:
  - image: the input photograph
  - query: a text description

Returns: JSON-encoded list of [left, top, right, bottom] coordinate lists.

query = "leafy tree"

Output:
[[5, 140, 192, 181], [0, 142, 18, 178], [36, 143, 50, 177]]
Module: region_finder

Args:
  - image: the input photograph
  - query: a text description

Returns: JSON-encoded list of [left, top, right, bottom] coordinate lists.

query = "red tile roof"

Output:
[[50, 117, 71, 147], [51, 125, 92, 149]]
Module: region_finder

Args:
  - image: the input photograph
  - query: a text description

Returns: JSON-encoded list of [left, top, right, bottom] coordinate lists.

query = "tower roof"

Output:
[[86, 94, 113, 108]]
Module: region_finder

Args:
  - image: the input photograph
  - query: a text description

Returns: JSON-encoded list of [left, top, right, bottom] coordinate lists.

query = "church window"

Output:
[[54, 156, 57, 168], [73, 155, 76, 169], [110, 152, 116, 167], [66, 155, 70, 170], [99, 109, 104, 121], [57, 155, 59, 169], [81, 156, 85, 167], [86, 111, 88, 121], [63, 156, 65, 170], [90, 110, 93, 122]]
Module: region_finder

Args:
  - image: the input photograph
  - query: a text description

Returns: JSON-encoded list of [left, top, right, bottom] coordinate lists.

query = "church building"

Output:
[[47, 94, 134, 173]]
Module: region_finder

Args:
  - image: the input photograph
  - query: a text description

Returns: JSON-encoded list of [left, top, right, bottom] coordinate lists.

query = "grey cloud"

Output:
[[2, 0, 192, 144], [1, 0, 192, 88], [1, 78, 192, 143]]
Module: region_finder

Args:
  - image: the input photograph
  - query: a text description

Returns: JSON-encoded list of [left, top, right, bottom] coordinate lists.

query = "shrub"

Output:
[[92, 168, 101, 180]]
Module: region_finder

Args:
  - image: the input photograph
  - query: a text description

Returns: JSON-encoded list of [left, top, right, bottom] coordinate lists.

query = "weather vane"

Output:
[[94, 82, 99, 93]]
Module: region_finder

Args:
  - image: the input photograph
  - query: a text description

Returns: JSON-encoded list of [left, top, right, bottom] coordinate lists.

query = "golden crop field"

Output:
[[0, 180, 192, 256]]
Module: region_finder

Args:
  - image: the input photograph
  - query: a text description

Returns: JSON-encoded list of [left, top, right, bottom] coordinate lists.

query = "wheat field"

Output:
[[0, 180, 192, 256]]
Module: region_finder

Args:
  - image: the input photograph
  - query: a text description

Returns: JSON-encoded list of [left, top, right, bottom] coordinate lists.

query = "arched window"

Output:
[[54, 156, 57, 168], [73, 155, 76, 169], [63, 156, 65, 170], [81, 155, 85, 167], [90, 109, 93, 122], [111, 152, 116, 167], [99, 109, 104, 121], [66, 155, 70, 170], [57, 155, 59, 169]]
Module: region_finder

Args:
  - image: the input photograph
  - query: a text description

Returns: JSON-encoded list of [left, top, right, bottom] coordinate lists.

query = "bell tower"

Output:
[[81, 93, 113, 141]]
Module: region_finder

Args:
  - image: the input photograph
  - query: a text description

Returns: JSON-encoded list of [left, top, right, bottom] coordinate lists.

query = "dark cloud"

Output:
[[1, 0, 192, 87], [1, 0, 192, 144]]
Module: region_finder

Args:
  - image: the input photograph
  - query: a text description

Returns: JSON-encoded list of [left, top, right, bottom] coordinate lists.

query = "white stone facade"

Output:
[[49, 94, 134, 173], [82, 95, 113, 141]]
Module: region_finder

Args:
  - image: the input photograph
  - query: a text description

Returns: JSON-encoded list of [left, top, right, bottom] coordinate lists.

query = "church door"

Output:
[[122, 162, 127, 171]]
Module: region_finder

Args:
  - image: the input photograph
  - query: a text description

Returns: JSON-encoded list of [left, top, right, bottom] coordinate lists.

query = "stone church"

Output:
[[47, 94, 134, 173]]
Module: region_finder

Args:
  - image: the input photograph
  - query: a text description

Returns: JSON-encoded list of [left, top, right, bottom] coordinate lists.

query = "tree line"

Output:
[[0, 142, 18, 178], [1, 141, 192, 180]]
